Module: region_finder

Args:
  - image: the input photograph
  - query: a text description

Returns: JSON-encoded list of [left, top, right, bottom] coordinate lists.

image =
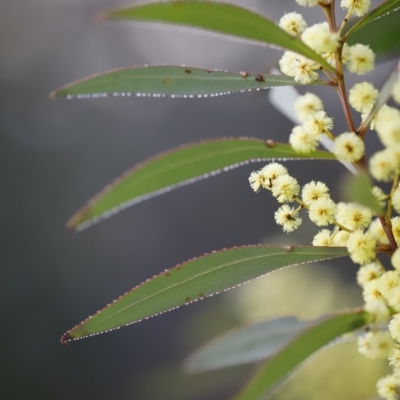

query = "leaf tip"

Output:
[[96, 10, 112, 23], [48, 90, 57, 102], [66, 210, 85, 232], [61, 332, 72, 346]]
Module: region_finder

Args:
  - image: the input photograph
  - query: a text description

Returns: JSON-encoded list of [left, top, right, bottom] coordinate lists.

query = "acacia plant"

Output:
[[52, 1, 400, 398]]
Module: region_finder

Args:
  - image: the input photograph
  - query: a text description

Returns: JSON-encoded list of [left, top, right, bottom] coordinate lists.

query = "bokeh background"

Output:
[[0, 0, 395, 399]]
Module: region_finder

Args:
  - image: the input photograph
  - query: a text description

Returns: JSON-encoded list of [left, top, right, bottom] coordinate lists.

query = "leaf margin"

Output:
[[50, 65, 329, 100], [66, 138, 338, 231], [233, 309, 369, 400], [61, 245, 350, 345], [103, 1, 336, 72], [344, 0, 400, 38]]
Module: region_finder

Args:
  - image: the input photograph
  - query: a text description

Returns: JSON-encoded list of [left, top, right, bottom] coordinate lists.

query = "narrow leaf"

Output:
[[185, 314, 365, 373], [50, 66, 327, 100], [345, 0, 400, 38], [104, 1, 335, 72], [61, 246, 349, 344], [342, 172, 385, 215], [67, 138, 337, 230], [234, 310, 369, 400], [346, 9, 400, 59], [184, 317, 312, 373]]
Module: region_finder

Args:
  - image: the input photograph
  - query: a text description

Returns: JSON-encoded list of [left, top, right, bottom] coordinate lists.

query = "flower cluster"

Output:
[[356, 252, 400, 400], [289, 92, 366, 162], [279, 8, 374, 84], [248, 1, 400, 398]]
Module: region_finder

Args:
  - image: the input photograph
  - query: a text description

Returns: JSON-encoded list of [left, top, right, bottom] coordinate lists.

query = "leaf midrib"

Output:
[[84, 250, 344, 329], [60, 73, 297, 94], [111, 143, 264, 191]]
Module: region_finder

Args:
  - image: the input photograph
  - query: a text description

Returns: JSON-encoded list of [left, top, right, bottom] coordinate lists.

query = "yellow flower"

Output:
[[392, 184, 400, 214], [295, 0, 319, 7], [389, 348, 400, 370], [349, 82, 378, 113], [357, 331, 394, 360], [388, 287, 400, 313], [271, 175, 300, 203], [345, 44, 375, 75], [375, 106, 400, 148], [341, 0, 371, 17], [333, 132, 365, 162], [356, 262, 383, 288], [336, 202, 372, 231], [303, 111, 333, 136], [274, 205, 302, 233], [378, 271, 400, 300], [312, 229, 333, 246], [260, 162, 289, 190], [301, 22, 339, 53], [332, 229, 350, 247], [347, 230, 376, 265], [291, 56, 320, 84], [279, 12, 307, 36], [363, 279, 384, 303], [376, 374, 400, 400], [301, 181, 330, 205], [294, 92, 324, 122], [279, 51, 297, 77], [369, 149, 396, 182], [248, 170, 266, 192], [308, 198, 337, 226], [391, 217, 400, 246], [289, 125, 318, 154], [389, 314, 400, 342]]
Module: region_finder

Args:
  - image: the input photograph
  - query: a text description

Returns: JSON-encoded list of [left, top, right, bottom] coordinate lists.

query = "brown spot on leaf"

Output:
[[185, 297, 191, 302], [199, 293, 204, 298], [166, 273, 170, 277], [164, 77, 171, 85], [255, 75, 265, 82], [266, 140, 275, 147], [184, 69, 192, 74]]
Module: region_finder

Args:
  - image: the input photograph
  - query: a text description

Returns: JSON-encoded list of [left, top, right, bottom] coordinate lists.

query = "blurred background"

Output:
[[0, 0, 395, 399]]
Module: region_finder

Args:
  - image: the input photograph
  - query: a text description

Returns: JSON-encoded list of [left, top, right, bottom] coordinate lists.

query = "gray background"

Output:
[[0, 0, 391, 399]]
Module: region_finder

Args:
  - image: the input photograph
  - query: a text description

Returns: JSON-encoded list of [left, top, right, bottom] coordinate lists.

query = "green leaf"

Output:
[[50, 66, 327, 100], [345, 0, 400, 37], [184, 317, 312, 373], [67, 138, 337, 230], [104, 1, 335, 72], [234, 310, 369, 400], [61, 246, 350, 344], [342, 172, 385, 216], [185, 314, 365, 373], [346, 8, 400, 59]]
